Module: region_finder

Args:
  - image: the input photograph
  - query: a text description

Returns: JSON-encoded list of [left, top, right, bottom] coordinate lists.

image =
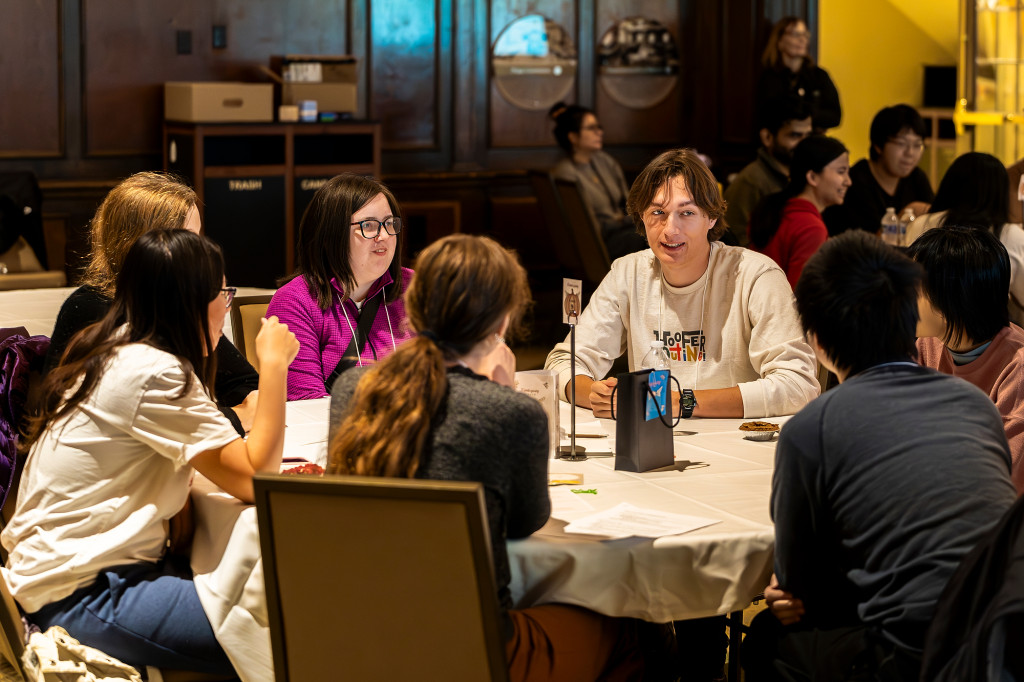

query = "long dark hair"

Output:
[[931, 152, 1010, 239], [328, 234, 531, 478], [288, 173, 404, 309], [749, 135, 847, 248], [23, 229, 224, 450]]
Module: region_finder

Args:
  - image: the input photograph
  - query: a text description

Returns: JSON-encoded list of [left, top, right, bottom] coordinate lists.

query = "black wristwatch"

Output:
[[680, 389, 697, 419]]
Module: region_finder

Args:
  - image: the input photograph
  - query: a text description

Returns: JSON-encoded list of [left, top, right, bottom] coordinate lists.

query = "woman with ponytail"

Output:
[[748, 135, 850, 288], [328, 234, 646, 681]]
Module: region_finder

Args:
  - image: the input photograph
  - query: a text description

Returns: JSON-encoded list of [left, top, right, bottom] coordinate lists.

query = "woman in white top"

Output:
[[907, 151, 1024, 325], [2, 229, 298, 674]]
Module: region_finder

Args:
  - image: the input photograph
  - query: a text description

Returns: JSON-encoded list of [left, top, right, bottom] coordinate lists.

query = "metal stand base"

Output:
[[557, 444, 587, 461]]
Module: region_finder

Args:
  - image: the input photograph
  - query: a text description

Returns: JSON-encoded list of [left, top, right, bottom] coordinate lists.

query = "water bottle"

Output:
[[880, 207, 900, 247], [640, 340, 671, 371]]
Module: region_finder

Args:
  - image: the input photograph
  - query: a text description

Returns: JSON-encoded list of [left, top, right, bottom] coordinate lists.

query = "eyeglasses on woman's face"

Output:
[[220, 286, 237, 309], [351, 217, 403, 239]]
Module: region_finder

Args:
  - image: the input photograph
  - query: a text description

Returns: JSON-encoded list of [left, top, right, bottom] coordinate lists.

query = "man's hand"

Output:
[[765, 574, 805, 626], [589, 377, 618, 418]]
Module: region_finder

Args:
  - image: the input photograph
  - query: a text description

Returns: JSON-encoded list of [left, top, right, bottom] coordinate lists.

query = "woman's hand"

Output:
[[479, 341, 517, 388], [765, 574, 805, 625], [256, 316, 299, 371]]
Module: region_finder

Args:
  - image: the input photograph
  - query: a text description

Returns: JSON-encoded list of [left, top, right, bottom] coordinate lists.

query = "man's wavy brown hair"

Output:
[[626, 148, 727, 241]]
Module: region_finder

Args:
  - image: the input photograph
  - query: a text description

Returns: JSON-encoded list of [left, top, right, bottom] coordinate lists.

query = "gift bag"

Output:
[[611, 369, 679, 473], [22, 626, 141, 682]]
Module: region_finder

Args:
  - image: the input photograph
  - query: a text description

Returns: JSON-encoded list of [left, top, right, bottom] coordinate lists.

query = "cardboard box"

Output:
[[164, 82, 273, 123], [269, 56, 358, 114]]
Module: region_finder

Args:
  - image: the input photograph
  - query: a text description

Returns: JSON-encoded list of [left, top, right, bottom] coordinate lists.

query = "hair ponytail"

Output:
[[328, 234, 531, 479]]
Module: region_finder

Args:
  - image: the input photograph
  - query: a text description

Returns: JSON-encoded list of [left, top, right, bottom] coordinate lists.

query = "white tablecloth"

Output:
[[0, 285, 275, 340], [190, 398, 784, 682]]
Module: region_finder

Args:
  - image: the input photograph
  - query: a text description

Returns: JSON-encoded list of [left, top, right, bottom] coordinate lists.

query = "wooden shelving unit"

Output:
[[163, 121, 381, 287]]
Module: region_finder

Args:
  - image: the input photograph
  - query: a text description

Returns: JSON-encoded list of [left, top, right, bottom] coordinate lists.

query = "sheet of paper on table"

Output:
[[561, 502, 720, 539]]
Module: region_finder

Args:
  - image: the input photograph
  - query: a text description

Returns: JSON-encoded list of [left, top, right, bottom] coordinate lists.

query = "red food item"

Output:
[[282, 462, 324, 476]]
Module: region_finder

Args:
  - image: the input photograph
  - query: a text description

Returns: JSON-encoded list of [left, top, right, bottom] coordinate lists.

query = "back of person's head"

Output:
[[749, 135, 847, 248], [795, 231, 923, 377], [626, 148, 727, 240], [761, 16, 814, 69], [83, 171, 197, 297], [930, 152, 1010, 234], [294, 173, 404, 309], [759, 94, 812, 137], [328, 233, 531, 478], [869, 104, 927, 161], [27, 228, 224, 451], [548, 101, 594, 155], [906, 226, 1010, 348]]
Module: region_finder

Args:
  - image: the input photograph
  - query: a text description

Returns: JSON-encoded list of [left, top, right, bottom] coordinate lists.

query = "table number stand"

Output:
[[558, 278, 586, 461]]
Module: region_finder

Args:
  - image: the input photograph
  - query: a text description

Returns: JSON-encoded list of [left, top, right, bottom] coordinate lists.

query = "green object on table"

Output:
[[570, 488, 597, 494]]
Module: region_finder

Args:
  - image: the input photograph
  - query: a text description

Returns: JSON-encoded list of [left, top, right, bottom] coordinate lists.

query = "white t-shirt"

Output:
[[544, 242, 820, 418], [2, 343, 240, 613]]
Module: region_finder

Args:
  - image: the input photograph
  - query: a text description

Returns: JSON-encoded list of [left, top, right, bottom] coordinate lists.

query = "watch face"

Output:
[[682, 391, 696, 410]]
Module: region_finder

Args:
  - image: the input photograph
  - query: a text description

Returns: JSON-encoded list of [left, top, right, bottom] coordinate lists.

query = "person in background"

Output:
[[748, 135, 850, 288], [549, 102, 648, 259], [906, 151, 1024, 326], [45, 171, 259, 435], [724, 97, 813, 246], [908, 226, 1024, 494], [755, 16, 841, 133], [329, 234, 649, 681], [3, 229, 298, 674], [545, 147, 820, 421], [823, 104, 933, 235], [267, 173, 414, 400], [742, 230, 1016, 681]]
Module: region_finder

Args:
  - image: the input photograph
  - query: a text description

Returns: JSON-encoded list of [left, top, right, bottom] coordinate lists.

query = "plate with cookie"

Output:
[[739, 421, 781, 441]]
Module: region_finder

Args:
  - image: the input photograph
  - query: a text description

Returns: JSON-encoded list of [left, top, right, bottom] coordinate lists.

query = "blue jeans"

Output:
[[28, 555, 236, 675]]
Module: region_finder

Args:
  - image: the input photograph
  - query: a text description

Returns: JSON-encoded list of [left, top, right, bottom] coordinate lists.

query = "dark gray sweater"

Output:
[[330, 365, 551, 634], [773, 362, 1017, 654]]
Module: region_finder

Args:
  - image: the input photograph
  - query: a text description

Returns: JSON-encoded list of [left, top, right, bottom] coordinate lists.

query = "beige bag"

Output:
[[21, 626, 141, 682]]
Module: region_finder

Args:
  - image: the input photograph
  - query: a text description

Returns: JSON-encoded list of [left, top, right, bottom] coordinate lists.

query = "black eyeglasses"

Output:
[[351, 217, 402, 239], [220, 286, 237, 308]]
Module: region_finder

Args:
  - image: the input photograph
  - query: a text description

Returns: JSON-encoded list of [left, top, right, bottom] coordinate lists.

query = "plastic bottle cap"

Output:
[[650, 340, 664, 347]]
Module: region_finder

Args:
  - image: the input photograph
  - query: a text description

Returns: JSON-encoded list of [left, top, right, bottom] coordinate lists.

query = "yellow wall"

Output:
[[819, 0, 959, 163]]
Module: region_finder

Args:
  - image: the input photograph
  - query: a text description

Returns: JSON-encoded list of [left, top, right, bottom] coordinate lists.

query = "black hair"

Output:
[[548, 101, 593, 155], [931, 152, 1010, 239], [25, 229, 224, 450], [289, 173, 404, 309], [758, 94, 812, 135], [795, 230, 923, 377], [906, 225, 1010, 348], [749, 135, 847, 248], [869, 104, 927, 161]]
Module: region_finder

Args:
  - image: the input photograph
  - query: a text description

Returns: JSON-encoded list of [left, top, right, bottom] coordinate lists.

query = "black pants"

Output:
[[741, 610, 921, 682]]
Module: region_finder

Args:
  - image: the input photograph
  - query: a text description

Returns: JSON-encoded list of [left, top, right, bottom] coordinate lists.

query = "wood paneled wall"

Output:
[[0, 0, 815, 280]]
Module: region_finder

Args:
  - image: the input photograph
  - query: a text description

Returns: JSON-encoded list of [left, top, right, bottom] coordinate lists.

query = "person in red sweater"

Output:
[[748, 135, 850, 288], [909, 226, 1024, 494]]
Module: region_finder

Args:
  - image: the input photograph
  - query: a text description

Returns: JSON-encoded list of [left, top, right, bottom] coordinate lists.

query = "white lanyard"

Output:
[[658, 242, 712, 391]]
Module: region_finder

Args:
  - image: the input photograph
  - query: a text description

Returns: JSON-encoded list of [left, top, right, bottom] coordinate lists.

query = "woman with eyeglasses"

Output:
[[46, 171, 261, 436], [4, 229, 298, 674], [756, 16, 841, 133], [266, 173, 414, 400], [548, 102, 647, 260]]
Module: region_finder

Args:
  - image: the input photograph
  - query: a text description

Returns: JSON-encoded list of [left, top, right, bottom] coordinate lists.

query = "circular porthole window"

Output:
[[492, 15, 577, 111], [598, 17, 679, 109]]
